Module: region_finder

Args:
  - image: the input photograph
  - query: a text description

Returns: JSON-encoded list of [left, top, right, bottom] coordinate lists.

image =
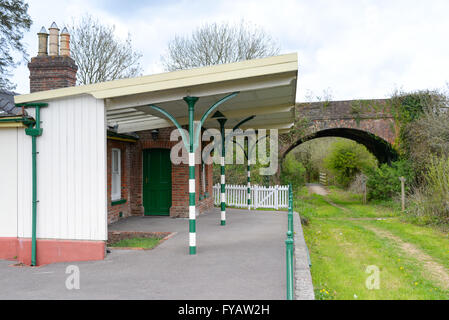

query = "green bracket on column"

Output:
[[193, 92, 239, 151], [232, 115, 255, 132], [148, 104, 189, 150]]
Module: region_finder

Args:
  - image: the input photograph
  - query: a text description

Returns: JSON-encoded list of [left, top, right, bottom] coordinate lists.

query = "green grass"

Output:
[[361, 219, 449, 270], [327, 188, 399, 218], [300, 186, 449, 300], [110, 237, 163, 249], [221, 205, 287, 212]]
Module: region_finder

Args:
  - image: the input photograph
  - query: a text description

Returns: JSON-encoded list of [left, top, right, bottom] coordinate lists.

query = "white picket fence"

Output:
[[213, 184, 289, 209]]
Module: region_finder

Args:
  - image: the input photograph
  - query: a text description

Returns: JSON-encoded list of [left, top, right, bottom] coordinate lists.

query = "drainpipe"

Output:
[[17, 103, 48, 266]]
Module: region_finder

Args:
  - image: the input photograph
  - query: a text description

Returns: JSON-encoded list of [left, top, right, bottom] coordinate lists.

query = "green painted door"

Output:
[[143, 149, 172, 216]]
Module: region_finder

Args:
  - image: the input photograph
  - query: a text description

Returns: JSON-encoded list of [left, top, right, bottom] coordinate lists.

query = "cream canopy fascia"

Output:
[[15, 53, 298, 134]]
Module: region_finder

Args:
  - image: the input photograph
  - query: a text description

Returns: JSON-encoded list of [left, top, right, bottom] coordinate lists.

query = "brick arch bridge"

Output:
[[280, 99, 399, 164]]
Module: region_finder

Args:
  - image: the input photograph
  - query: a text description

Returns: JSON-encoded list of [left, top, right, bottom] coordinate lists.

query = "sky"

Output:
[[10, 0, 449, 101]]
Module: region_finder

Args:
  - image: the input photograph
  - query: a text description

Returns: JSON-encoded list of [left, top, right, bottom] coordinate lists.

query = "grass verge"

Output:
[[299, 186, 449, 300], [109, 237, 163, 249]]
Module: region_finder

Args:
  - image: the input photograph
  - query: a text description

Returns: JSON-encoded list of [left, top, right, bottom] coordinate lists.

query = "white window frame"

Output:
[[111, 148, 121, 201]]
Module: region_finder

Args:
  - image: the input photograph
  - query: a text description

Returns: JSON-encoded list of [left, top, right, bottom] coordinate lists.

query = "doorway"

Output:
[[143, 149, 172, 216]]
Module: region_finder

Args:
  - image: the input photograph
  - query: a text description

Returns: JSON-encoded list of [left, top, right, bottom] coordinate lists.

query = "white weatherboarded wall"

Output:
[[17, 94, 107, 241], [0, 128, 18, 237]]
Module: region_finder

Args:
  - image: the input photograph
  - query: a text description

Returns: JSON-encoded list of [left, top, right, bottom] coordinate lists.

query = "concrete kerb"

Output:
[[293, 211, 315, 300]]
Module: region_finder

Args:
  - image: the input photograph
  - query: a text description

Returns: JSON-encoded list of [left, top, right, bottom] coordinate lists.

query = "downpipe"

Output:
[[20, 103, 48, 266]]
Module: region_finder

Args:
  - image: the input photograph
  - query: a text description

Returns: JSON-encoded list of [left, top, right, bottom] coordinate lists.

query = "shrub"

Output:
[[408, 156, 449, 226], [324, 140, 377, 188], [293, 144, 319, 183], [390, 90, 449, 176], [365, 159, 414, 200], [280, 153, 306, 189], [348, 173, 367, 194], [402, 106, 449, 176]]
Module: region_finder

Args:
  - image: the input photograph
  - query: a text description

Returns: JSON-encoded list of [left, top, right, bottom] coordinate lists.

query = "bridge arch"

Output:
[[283, 127, 398, 164]]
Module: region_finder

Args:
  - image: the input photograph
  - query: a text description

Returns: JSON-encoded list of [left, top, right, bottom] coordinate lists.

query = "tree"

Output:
[[161, 20, 280, 71], [324, 139, 377, 188], [69, 14, 143, 85], [0, 0, 32, 90]]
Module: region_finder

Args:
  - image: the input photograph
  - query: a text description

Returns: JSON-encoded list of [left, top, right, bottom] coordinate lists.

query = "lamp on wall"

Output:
[[151, 129, 159, 140]]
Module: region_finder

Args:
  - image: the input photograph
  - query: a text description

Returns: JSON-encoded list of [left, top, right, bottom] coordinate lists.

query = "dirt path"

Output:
[[307, 184, 358, 214], [306, 183, 328, 196], [364, 225, 449, 290], [306, 184, 449, 290]]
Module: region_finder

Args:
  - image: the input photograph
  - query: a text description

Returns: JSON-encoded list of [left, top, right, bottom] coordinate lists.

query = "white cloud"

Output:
[[10, 0, 449, 102]]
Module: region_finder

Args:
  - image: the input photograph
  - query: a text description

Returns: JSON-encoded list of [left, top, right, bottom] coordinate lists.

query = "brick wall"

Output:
[[107, 127, 214, 223], [107, 139, 135, 224], [28, 55, 77, 93]]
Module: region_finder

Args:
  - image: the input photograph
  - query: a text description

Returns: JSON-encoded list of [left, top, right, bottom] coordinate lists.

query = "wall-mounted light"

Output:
[[151, 129, 159, 140]]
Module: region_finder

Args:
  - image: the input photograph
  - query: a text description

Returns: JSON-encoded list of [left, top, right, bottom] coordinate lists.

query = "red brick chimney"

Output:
[[28, 22, 78, 93]]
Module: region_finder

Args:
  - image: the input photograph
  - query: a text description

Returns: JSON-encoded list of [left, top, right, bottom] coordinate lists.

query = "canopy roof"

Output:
[[15, 53, 298, 134]]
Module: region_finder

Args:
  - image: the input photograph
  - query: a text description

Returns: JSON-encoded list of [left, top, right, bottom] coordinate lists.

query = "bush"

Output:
[[365, 159, 414, 200], [348, 173, 367, 194], [280, 153, 306, 189], [402, 106, 449, 176], [324, 140, 377, 188], [408, 156, 449, 226], [390, 90, 449, 176]]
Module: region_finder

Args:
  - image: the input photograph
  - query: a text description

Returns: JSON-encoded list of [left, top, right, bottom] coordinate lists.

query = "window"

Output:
[[111, 148, 121, 201]]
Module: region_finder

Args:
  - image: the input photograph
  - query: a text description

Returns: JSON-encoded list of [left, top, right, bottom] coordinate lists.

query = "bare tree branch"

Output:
[[161, 20, 280, 71], [68, 14, 143, 85]]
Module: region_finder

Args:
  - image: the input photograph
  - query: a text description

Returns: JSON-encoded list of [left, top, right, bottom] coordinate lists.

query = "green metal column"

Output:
[[184, 96, 199, 255], [286, 183, 294, 299], [150, 92, 238, 254], [229, 115, 255, 212], [218, 118, 227, 225], [288, 184, 293, 232], [247, 160, 251, 209]]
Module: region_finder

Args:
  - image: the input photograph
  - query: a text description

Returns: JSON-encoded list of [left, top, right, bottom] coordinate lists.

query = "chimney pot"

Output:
[[59, 27, 70, 57], [48, 22, 60, 56], [37, 26, 48, 56]]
